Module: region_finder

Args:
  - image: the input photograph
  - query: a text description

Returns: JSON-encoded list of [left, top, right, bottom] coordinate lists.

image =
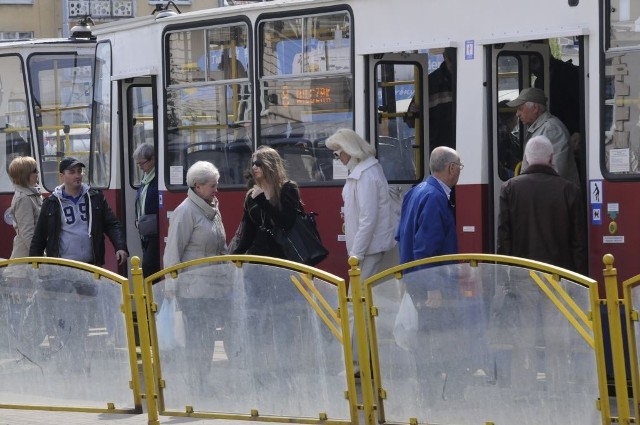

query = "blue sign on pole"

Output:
[[465, 40, 474, 60]]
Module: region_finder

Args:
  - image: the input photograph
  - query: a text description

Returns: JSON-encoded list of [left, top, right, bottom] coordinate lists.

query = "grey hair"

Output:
[[524, 135, 554, 165], [525, 101, 546, 112], [325, 128, 376, 162], [133, 142, 154, 161], [429, 146, 459, 173], [186, 161, 220, 187]]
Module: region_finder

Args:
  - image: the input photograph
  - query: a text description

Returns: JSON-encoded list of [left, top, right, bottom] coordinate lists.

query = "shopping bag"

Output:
[[393, 292, 418, 351], [156, 298, 186, 350], [273, 211, 328, 266]]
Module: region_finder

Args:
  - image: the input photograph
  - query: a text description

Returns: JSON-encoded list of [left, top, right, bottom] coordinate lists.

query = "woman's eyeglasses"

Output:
[[333, 150, 342, 159], [32, 168, 39, 174], [252, 160, 263, 167]]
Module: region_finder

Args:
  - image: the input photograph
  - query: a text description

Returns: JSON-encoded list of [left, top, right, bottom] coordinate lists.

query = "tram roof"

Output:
[[92, 0, 335, 36]]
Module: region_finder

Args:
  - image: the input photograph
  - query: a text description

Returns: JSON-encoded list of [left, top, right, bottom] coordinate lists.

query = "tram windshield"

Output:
[[0, 55, 30, 193], [28, 52, 94, 191]]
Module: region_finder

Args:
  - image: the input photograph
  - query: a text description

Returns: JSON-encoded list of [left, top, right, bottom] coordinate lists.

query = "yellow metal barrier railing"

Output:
[[0, 253, 634, 425]]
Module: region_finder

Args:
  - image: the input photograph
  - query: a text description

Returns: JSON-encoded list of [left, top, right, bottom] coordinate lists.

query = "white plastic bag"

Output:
[[393, 292, 418, 351], [156, 298, 186, 350]]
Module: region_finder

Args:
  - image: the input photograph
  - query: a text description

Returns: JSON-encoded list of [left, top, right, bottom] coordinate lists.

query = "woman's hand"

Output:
[[250, 185, 264, 199]]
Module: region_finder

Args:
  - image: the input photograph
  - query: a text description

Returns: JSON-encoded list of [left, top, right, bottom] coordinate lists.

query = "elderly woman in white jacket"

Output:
[[326, 128, 396, 278], [326, 128, 396, 375], [163, 160, 228, 389]]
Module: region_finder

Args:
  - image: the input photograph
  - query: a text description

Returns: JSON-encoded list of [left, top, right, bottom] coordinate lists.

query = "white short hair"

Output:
[[525, 135, 554, 165]]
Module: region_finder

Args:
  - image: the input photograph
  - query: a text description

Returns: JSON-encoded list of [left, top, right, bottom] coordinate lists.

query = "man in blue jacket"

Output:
[[396, 146, 461, 264], [395, 146, 464, 402]]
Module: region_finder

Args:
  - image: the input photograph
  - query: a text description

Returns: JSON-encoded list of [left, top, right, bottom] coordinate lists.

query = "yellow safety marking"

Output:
[[529, 270, 594, 348], [542, 273, 592, 331], [298, 272, 340, 325], [290, 275, 342, 343]]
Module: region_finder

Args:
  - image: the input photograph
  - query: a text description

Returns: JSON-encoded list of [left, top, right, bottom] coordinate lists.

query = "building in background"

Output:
[[0, 0, 237, 40]]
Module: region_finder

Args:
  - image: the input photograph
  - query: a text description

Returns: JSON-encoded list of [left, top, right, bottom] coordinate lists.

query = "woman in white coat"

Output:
[[163, 160, 228, 389], [326, 128, 397, 375], [325, 128, 396, 278]]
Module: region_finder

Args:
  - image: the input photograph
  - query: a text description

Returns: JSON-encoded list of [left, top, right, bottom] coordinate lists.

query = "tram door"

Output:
[[489, 43, 550, 250], [368, 53, 428, 183], [119, 77, 157, 270]]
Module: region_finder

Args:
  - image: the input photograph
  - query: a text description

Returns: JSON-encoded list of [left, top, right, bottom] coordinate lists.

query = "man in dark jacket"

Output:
[[29, 157, 128, 266], [495, 135, 585, 397], [497, 135, 586, 273], [28, 157, 129, 370]]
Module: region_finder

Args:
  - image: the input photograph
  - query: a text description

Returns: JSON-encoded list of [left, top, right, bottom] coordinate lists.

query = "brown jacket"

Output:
[[497, 164, 587, 275]]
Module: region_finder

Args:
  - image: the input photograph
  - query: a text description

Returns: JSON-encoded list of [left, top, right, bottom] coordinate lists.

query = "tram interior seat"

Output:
[[269, 138, 315, 182], [186, 140, 252, 185], [41, 153, 64, 189], [226, 139, 252, 184], [186, 141, 229, 182], [311, 138, 333, 181], [378, 136, 415, 181]]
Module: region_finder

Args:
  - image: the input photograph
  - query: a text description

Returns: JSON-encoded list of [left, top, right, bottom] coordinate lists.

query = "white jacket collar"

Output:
[[347, 156, 379, 180]]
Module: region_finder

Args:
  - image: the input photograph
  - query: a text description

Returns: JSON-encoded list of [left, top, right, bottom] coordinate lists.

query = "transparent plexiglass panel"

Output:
[[370, 263, 598, 425], [0, 264, 133, 408], [152, 261, 349, 418]]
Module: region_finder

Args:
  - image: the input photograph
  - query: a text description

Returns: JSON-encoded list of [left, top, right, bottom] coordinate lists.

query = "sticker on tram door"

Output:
[[592, 206, 602, 225]]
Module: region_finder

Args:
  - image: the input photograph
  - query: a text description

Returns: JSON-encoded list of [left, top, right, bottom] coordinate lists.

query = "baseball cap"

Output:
[[59, 157, 86, 173], [506, 87, 548, 107]]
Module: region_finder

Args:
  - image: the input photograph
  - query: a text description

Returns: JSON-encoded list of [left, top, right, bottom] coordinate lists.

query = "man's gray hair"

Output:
[[525, 101, 546, 112], [430, 146, 459, 173], [186, 161, 220, 187], [133, 142, 154, 161], [525, 135, 554, 165]]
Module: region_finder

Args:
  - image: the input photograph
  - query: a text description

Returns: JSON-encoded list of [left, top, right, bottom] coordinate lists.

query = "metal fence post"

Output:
[[603, 254, 631, 424], [131, 256, 160, 425]]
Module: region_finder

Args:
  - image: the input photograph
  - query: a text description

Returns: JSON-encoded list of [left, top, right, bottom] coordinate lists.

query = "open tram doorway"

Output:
[[119, 77, 158, 278], [489, 38, 587, 253]]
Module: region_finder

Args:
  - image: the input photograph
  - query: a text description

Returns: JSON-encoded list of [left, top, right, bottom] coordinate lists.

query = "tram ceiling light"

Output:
[[69, 15, 95, 40], [568, 0, 578, 5], [152, 1, 182, 19]]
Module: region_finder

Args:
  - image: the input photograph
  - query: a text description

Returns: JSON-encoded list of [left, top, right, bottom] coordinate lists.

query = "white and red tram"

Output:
[[86, 0, 640, 282], [0, 27, 95, 260]]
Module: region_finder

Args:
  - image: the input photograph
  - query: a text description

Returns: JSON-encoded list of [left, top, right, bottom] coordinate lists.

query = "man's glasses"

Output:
[[450, 161, 464, 170], [252, 160, 263, 167], [136, 160, 149, 167]]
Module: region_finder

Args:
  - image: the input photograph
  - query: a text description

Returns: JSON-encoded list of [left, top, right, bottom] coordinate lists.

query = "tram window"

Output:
[[128, 86, 154, 187], [494, 53, 551, 181], [603, 51, 640, 178], [91, 42, 112, 189], [165, 23, 252, 188], [608, 1, 640, 48], [28, 53, 93, 191], [374, 62, 420, 182], [0, 55, 31, 192], [258, 10, 353, 185]]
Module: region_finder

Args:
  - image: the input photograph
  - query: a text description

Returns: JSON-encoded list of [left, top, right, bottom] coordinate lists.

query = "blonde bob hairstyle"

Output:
[[325, 128, 376, 163], [8, 156, 37, 188]]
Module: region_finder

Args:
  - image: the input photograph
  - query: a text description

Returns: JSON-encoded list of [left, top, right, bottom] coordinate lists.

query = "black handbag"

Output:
[[274, 210, 328, 266]]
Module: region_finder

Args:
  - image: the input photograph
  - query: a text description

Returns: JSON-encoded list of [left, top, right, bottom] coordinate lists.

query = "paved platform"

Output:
[[0, 409, 266, 425]]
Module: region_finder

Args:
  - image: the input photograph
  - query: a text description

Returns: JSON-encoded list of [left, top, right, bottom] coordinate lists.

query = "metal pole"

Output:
[[62, 0, 70, 38]]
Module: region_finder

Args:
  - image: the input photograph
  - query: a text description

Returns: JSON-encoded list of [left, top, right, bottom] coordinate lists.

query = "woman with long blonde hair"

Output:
[[232, 146, 300, 258]]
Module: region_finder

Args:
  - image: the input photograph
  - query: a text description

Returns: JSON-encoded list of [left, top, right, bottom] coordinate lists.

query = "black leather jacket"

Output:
[[29, 188, 128, 266]]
